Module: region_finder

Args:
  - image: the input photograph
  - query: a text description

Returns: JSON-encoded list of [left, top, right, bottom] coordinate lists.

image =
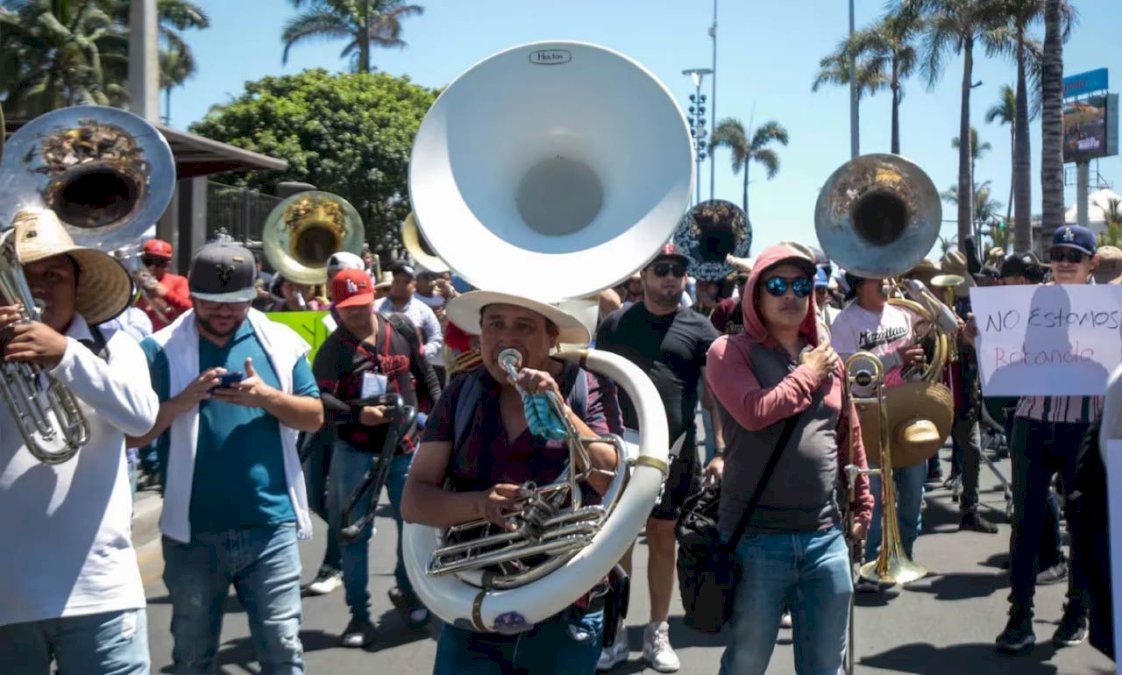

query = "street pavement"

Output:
[[138, 444, 1117, 675]]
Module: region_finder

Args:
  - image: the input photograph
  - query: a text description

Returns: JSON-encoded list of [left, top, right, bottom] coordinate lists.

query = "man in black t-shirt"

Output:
[[312, 270, 440, 648], [595, 243, 721, 673]]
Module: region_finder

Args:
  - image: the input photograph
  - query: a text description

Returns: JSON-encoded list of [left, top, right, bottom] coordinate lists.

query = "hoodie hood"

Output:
[[741, 243, 822, 347]]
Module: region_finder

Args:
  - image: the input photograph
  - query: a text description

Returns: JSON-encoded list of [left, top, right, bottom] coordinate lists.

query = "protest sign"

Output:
[[970, 285, 1122, 396], [1107, 439, 1122, 663], [266, 310, 333, 363]]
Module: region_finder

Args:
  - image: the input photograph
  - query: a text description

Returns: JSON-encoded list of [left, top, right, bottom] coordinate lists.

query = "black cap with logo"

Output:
[[188, 242, 258, 302]]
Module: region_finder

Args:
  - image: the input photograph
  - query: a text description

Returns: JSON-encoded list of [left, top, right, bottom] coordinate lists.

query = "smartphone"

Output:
[[210, 371, 245, 392]]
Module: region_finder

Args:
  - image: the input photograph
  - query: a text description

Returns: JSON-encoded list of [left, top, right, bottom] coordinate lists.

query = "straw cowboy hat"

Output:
[[12, 208, 132, 325], [1093, 245, 1122, 284], [857, 381, 954, 469], [446, 291, 591, 346]]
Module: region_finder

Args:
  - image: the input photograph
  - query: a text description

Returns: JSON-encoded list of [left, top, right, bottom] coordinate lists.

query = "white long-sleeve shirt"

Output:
[[0, 315, 159, 626], [375, 295, 445, 367]]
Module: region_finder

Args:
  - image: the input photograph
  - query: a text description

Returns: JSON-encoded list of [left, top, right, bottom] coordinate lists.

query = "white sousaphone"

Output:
[[402, 41, 694, 633]]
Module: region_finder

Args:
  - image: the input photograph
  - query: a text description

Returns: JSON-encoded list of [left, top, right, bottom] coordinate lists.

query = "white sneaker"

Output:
[[596, 621, 628, 671], [642, 621, 680, 673], [779, 611, 792, 629], [306, 568, 343, 595]]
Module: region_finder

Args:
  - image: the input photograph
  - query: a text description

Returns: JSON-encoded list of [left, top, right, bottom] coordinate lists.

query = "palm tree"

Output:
[[812, 37, 888, 154], [908, 0, 1010, 251], [998, 0, 1073, 253], [1040, 0, 1067, 242], [1098, 197, 1122, 247], [952, 127, 992, 187], [159, 45, 195, 125], [709, 118, 789, 221], [281, 0, 423, 74], [845, 6, 924, 153], [985, 85, 1017, 225], [942, 180, 1004, 245], [938, 233, 958, 256]]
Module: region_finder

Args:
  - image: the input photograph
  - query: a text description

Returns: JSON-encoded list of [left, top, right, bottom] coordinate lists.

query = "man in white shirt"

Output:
[[374, 261, 445, 384], [829, 272, 928, 593], [0, 208, 159, 674]]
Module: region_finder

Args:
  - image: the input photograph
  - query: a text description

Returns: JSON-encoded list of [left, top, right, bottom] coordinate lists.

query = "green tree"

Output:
[[908, 0, 1010, 251], [190, 69, 439, 251], [811, 35, 888, 153], [281, 0, 423, 74], [1098, 197, 1122, 248], [709, 118, 788, 222], [942, 180, 1004, 246], [985, 84, 1017, 225]]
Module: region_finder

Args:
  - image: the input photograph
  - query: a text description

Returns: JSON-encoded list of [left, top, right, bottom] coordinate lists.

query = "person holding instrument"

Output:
[[313, 268, 441, 648], [135, 239, 191, 331], [128, 242, 323, 674], [401, 292, 621, 675]]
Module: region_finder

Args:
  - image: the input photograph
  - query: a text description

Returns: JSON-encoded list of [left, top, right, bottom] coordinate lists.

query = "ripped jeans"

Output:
[[162, 524, 303, 674]]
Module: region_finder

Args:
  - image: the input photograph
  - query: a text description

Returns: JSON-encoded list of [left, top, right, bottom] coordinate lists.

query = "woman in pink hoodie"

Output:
[[706, 243, 873, 675]]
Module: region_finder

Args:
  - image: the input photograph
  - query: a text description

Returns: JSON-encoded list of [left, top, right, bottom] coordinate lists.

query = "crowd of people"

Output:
[[0, 202, 1118, 675]]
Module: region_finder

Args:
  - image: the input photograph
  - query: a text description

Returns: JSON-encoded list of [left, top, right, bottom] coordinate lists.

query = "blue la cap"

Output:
[[815, 266, 829, 288], [1051, 225, 1096, 256]]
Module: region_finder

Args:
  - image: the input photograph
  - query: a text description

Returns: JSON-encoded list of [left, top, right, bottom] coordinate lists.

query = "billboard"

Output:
[[1063, 93, 1119, 164], [1064, 68, 1109, 99]]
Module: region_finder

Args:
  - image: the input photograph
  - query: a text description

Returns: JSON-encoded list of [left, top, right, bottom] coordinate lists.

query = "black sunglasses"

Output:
[[652, 262, 686, 278], [142, 256, 170, 267], [763, 275, 814, 298], [1049, 248, 1086, 264]]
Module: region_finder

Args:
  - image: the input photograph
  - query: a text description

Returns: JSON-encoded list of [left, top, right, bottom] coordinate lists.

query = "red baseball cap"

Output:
[[143, 239, 173, 258], [332, 268, 375, 308]]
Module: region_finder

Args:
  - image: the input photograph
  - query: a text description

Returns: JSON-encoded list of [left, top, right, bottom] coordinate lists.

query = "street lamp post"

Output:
[[709, 0, 718, 200], [683, 68, 713, 205]]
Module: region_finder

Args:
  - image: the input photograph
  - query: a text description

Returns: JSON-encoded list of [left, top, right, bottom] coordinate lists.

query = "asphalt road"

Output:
[[138, 446, 1117, 675]]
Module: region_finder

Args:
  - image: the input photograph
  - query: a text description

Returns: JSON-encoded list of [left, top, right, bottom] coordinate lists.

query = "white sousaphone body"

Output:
[[402, 41, 694, 633]]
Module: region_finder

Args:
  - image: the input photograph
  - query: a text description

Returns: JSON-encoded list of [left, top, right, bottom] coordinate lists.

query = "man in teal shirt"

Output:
[[130, 243, 323, 674]]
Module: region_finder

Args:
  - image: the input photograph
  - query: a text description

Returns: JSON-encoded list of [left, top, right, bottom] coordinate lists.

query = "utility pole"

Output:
[[709, 0, 718, 200], [127, 0, 160, 123], [848, 0, 859, 159]]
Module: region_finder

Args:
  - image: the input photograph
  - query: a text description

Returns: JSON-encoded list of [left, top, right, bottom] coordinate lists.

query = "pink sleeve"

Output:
[[705, 336, 823, 432]]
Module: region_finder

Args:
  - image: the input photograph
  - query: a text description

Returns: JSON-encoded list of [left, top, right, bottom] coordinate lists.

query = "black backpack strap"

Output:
[[79, 324, 111, 362], [723, 413, 801, 552]]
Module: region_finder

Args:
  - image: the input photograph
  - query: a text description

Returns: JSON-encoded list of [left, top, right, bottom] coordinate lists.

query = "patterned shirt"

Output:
[[1015, 395, 1103, 425]]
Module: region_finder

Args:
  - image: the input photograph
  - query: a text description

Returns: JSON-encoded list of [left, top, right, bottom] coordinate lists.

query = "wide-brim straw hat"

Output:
[[1094, 245, 1122, 284], [13, 208, 132, 325], [857, 381, 954, 469], [445, 291, 591, 345]]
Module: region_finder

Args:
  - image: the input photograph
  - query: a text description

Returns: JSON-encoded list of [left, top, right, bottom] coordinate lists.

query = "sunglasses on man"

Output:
[[651, 262, 686, 278], [763, 275, 814, 299], [1049, 248, 1087, 264], [142, 256, 170, 267]]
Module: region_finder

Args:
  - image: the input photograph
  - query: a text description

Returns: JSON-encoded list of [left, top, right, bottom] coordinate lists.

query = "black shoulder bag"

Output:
[[676, 413, 801, 633]]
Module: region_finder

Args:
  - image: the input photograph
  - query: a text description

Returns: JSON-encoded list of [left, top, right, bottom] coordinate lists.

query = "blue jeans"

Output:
[[719, 529, 852, 675], [162, 524, 303, 674], [864, 462, 926, 562], [433, 608, 603, 674], [327, 439, 413, 622], [0, 609, 149, 675]]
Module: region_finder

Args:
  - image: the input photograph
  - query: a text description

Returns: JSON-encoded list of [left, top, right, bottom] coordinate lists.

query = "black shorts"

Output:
[[650, 441, 700, 521]]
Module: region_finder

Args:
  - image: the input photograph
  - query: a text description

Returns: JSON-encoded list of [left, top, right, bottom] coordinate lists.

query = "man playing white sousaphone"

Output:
[[0, 208, 159, 674], [401, 290, 622, 674]]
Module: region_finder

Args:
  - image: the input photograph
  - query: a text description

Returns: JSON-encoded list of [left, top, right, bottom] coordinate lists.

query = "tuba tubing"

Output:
[[403, 348, 669, 633]]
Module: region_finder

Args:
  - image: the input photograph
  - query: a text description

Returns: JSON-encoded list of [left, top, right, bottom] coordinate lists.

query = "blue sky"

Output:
[[170, 0, 1122, 258]]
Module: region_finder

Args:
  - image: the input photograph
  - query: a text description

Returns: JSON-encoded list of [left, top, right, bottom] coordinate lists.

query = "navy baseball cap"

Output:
[[648, 242, 690, 267], [1051, 225, 1096, 256]]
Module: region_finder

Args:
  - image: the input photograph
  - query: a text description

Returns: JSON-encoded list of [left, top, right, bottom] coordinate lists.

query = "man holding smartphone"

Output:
[[129, 242, 323, 674]]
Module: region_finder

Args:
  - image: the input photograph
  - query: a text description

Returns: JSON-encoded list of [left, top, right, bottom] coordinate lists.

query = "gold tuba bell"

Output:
[[815, 154, 957, 587], [261, 191, 365, 285], [0, 105, 176, 464]]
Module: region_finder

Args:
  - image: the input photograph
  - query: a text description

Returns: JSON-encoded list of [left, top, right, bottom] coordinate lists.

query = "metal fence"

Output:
[[205, 181, 282, 244]]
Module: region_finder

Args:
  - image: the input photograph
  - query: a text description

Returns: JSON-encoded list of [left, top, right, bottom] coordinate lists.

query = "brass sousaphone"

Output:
[[261, 191, 365, 285], [815, 154, 957, 588]]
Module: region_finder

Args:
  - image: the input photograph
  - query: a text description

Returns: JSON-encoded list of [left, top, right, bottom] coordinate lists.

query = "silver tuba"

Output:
[[402, 41, 693, 632], [0, 105, 175, 463], [261, 191, 365, 286]]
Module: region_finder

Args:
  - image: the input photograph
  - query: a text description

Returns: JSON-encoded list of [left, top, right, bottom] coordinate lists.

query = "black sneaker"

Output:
[[1036, 561, 1068, 586], [996, 611, 1035, 654], [388, 586, 430, 629], [341, 618, 377, 649], [1052, 608, 1088, 647], [960, 511, 999, 534]]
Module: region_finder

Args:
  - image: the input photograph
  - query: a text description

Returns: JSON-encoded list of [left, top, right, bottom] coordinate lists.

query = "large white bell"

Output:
[[409, 41, 694, 301]]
